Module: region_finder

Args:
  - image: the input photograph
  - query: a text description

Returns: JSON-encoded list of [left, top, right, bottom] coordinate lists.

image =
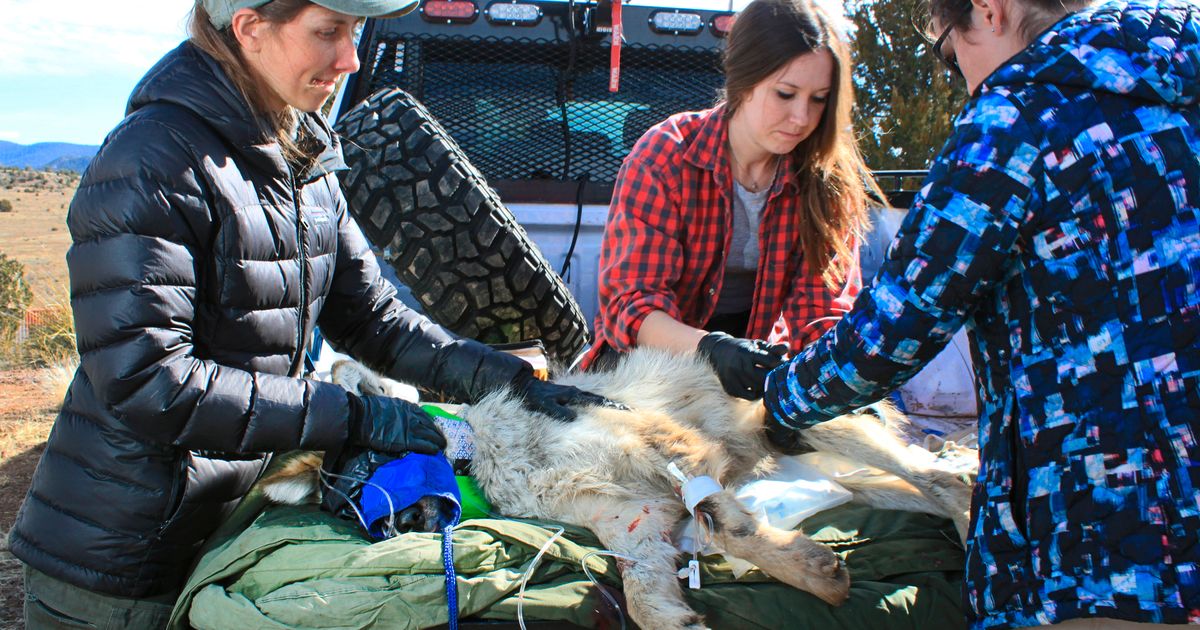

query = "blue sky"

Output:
[[0, 0, 195, 145], [0, 0, 774, 147]]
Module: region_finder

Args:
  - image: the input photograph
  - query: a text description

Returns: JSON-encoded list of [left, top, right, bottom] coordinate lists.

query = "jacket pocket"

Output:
[[157, 452, 192, 535], [980, 402, 1030, 552], [1009, 414, 1030, 543], [26, 593, 97, 628], [981, 497, 1029, 552], [155, 452, 267, 546]]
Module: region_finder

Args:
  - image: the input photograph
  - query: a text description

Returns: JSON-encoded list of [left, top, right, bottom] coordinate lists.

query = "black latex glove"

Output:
[[320, 446, 393, 522], [696, 331, 789, 400], [764, 416, 815, 455], [515, 375, 627, 422], [348, 394, 447, 455]]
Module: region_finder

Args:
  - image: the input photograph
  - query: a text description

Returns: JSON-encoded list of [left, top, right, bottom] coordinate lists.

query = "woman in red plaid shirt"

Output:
[[581, 0, 882, 400]]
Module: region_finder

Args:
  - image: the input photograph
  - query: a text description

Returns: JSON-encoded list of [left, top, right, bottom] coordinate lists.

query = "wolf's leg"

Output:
[[800, 415, 973, 544], [695, 490, 850, 606], [835, 475, 947, 513], [562, 496, 707, 630]]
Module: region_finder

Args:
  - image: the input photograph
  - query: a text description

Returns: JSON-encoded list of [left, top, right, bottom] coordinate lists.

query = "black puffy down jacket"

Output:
[[8, 42, 528, 597]]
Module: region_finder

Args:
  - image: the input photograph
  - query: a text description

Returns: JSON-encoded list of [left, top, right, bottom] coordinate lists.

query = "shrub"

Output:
[[0, 198, 12, 212], [0, 253, 34, 362]]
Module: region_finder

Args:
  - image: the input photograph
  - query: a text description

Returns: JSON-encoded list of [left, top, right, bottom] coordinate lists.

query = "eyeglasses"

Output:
[[913, 2, 972, 79], [931, 20, 962, 78]]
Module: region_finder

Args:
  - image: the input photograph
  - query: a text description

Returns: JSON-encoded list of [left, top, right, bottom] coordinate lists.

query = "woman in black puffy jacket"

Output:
[[10, 2, 609, 627]]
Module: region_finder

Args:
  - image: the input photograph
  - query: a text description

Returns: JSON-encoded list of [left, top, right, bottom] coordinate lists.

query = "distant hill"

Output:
[[0, 141, 99, 173]]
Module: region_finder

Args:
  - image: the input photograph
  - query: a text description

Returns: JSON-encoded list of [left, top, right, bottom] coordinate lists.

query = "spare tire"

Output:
[[335, 88, 590, 363]]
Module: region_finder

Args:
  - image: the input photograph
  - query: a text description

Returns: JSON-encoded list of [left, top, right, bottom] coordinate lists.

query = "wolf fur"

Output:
[[261, 348, 976, 630], [261, 452, 324, 505]]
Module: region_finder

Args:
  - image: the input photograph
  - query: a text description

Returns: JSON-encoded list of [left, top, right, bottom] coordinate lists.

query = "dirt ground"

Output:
[[0, 368, 59, 628]]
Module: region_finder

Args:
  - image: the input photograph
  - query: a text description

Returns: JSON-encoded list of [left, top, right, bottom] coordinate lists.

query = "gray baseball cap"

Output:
[[204, 0, 420, 29]]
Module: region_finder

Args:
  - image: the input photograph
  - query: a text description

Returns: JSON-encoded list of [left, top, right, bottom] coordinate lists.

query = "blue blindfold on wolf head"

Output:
[[358, 452, 462, 539]]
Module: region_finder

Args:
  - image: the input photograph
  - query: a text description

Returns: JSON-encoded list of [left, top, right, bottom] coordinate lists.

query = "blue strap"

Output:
[[443, 525, 458, 630], [303, 327, 324, 376]]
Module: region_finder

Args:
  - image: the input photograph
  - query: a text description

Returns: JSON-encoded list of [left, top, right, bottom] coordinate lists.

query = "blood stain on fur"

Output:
[[626, 505, 650, 531]]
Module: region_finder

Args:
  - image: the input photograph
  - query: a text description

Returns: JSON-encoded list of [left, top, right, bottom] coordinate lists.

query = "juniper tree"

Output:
[[849, 0, 968, 171]]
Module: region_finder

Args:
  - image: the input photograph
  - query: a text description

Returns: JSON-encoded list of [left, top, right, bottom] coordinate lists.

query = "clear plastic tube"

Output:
[[516, 524, 565, 630], [580, 550, 636, 630], [318, 468, 397, 537]]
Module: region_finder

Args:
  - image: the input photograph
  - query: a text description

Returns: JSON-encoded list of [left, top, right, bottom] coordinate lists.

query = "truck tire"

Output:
[[334, 88, 591, 363]]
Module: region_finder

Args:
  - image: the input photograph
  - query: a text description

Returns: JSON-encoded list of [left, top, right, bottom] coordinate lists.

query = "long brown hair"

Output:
[[188, 0, 314, 165], [722, 0, 882, 287]]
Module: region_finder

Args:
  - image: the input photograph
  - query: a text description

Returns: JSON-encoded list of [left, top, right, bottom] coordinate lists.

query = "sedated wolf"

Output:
[[263, 347, 976, 630]]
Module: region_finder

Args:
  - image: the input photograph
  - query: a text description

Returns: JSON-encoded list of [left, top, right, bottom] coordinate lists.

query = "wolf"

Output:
[[263, 348, 976, 630]]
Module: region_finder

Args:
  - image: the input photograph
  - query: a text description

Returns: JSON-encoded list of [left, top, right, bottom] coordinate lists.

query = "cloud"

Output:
[[0, 131, 21, 141], [0, 0, 193, 78]]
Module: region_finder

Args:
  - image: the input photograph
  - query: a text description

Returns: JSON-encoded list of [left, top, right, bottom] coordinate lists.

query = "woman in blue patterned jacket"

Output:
[[763, 0, 1199, 627]]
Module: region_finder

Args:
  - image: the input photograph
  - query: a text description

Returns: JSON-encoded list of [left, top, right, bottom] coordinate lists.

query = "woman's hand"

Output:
[[348, 395, 448, 455], [696, 331, 789, 399], [516, 378, 628, 421]]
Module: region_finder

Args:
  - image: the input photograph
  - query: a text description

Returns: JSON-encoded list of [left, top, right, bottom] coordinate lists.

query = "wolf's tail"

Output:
[[260, 451, 324, 505]]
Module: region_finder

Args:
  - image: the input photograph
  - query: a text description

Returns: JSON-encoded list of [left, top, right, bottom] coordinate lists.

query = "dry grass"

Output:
[[8, 293, 76, 369], [36, 358, 76, 411], [0, 168, 75, 309]]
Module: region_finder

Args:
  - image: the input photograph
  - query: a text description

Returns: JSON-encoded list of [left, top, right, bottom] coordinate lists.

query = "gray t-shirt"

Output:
[[714, 181, 770, 315]]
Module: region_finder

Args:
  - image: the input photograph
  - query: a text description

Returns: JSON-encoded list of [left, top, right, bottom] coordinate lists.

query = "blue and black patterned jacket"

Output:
[[764, 1, 1200, 627]]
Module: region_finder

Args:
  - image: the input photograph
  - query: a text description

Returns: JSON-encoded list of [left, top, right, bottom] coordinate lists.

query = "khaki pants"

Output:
[[1046, 618, 1184, 629], [23, 565, 176, 630]]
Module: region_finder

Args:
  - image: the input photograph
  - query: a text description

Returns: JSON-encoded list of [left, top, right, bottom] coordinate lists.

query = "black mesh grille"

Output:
[[359, 33, 724, 184]]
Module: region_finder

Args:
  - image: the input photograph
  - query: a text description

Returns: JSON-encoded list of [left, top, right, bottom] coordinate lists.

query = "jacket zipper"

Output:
[[153, 453, 192, 538], [289, 171, 308, 378]]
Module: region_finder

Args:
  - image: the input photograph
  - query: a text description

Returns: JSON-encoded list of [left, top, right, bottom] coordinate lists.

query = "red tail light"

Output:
[[710, 13, 736, 37], [421, 0, 479, 23]]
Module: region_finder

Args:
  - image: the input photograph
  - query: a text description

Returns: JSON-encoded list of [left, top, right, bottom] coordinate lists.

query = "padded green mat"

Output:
[[170, 484, 966, 630]]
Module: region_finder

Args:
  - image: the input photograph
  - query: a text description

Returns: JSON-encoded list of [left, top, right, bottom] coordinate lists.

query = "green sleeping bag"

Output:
[[170, 477, 966, 630]]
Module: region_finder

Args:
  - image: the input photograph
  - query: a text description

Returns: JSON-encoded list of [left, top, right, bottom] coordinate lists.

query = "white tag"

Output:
[[667, 461, 689, 485], [682, 475, 722, 515], [687, 560, 701, 589]]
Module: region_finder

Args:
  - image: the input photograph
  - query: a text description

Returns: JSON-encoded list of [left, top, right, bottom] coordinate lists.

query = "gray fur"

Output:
[[265, 348, 977, 630]]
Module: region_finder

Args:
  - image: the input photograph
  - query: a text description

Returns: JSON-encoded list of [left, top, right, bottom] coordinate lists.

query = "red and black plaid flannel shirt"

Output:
[[581, 106, 860, 368]]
